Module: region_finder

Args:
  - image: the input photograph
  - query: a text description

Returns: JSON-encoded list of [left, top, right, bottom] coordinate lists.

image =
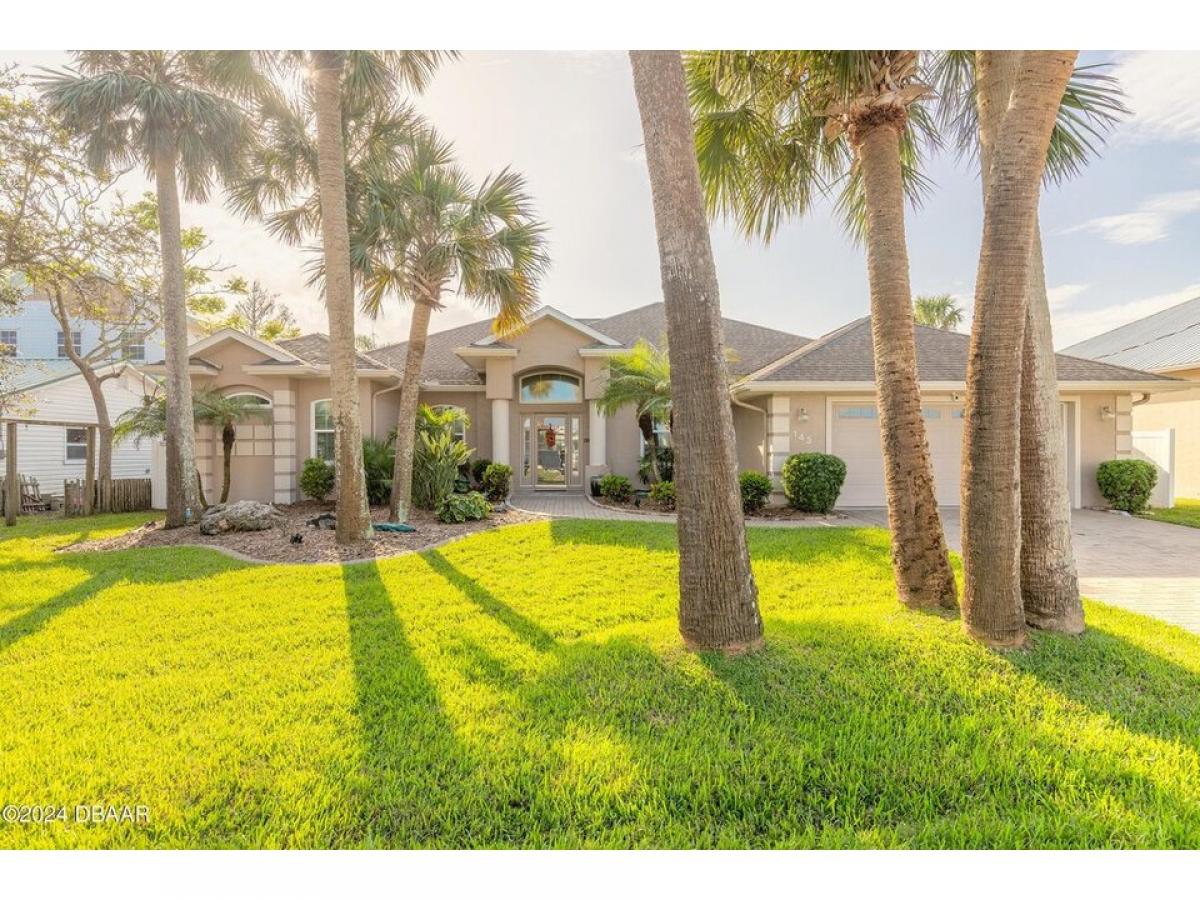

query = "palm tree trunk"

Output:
[[312, 51, 372, 543], [630, 50, 763, 654], [154, 145, 200, 528], [389, 297, 434, 523], [221, 423, 235, 504], [974, 51, 1083, 634], [961, 50, 1078, 648], [196, 469, 208, 510], [852, 114, 957, 610]]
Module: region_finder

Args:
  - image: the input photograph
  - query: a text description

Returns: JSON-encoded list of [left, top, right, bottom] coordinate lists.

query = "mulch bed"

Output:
[[57, 500, 546, 565], [592, 496, 847, 522]]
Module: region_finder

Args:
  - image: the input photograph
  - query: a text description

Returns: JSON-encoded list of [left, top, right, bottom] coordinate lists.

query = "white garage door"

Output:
[[830, 402, 964, 507]]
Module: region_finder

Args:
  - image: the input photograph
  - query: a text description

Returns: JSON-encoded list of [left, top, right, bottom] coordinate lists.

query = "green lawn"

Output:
[[2, 513, 1199, 849], [1141, 498, 1200, 528]]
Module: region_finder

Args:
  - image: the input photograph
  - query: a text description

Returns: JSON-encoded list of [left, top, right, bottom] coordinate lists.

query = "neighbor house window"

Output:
[[312, 399, 334, 462], [0, 330, 16, 354], [57, 330, 82, 358], [120, 330, 145, 361], [519, 372, 581, 403], [65, 428, 88, 462], [432, 405, 467, 442]]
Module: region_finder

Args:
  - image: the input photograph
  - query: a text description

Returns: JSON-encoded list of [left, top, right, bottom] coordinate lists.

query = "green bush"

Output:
[[438, 491, 492, 524], [781, 452, 846, 513], [481, 463, 513, 502], [299, 457, 335, 502], [648, 480, 675, 509], [638, 446, 674, 484], [361, 437, 395, 506], [412, 430, 471, 511], [599, 473, 633, 503], [471, 457, 492, 487], [1097, 459, 1158, 513], [739, 471, 774, 514]]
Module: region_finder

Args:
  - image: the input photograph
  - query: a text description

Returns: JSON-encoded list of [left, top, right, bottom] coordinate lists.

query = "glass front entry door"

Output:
[[524, 414, 582, 489]]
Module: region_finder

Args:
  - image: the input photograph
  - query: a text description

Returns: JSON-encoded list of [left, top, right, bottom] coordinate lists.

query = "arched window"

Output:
[[432, 405, 467, 443], [312, 399, 334, 462], [519, 372, 581, 404], [227, 390, 272, 410]]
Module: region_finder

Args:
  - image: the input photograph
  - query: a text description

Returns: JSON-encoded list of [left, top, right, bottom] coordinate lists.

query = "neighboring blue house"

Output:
[[0, 294, 167, 362]]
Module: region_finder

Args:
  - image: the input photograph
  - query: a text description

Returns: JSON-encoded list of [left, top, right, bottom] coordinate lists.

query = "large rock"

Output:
[[199, 500, 284, 536]]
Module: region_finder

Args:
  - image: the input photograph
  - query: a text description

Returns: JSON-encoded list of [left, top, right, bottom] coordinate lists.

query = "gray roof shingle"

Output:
[[275, 334, 385, 370], [747, 317, 1177, 384], [1061, 295, 1200, 372]]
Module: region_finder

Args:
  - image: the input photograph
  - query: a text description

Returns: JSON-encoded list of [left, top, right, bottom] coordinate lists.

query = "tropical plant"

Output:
[[781, 453, 847, 514], [1096, 459, 1157, 513], [638, 446, 674, 485], [437, 491, 491, 524], [192, 389, 273, 504], [471, 457, 493, 487], [299, 457, 335, 503], [597, 339, 673, 483], [480, 463, 512, 502], [361, 436, 395, 506], [598, 473, 633, 503], [738, 470, 773, 514], [114, 393, 213, 509], [648, 480, 676, 509], [37, 51, 261, 529], [630, 51, 763, 654], [958, 51, 1077, 648], [687, 50, 956, 612], [412, 429, 471, 511], [932, 52, 1126, 636], [913, 294, 965, 330]]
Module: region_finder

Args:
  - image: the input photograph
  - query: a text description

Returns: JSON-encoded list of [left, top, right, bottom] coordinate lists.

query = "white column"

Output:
[[766, 395, 792, 484], [491, 398, 511, 465], [272, 389, 297, 504], [588, 400, 606, 467]]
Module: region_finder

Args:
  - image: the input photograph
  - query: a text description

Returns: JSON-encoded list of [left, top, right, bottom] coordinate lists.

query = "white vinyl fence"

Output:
[[1132, 429, 1175, 509]]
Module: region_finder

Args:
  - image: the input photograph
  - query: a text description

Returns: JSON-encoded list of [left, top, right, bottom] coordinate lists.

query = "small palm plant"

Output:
[[913, 294, 965, 330], [114, 393, 208, 510], [193, 390, 273, 504], [597, 339, 672, 483]]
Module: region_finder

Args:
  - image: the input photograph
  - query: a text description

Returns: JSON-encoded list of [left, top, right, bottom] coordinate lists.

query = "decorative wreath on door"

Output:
[[545, 429, 556, 449]]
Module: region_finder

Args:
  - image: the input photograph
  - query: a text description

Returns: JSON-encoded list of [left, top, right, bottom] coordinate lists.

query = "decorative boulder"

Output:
[[199, 500, 284, 536]]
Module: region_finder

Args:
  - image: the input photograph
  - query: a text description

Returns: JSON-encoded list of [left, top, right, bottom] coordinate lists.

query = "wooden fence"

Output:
[[64, 478, 153, 517]]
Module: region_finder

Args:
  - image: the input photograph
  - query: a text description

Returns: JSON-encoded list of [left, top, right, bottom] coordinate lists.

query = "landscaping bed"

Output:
[[56, 500, 545, 564], [590, 494, 847, 522]]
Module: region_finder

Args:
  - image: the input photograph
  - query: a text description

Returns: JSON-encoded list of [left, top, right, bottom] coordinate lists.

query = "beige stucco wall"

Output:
[[732, 398, 768, 473], [1133, 368, 1200, 499]]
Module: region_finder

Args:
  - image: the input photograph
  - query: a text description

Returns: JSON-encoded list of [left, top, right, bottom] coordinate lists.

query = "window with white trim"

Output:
[[228, 391, 273, 411], [57, 330, 82, 358], [65, 427, 88, 462], [120, 330, 145, 361], [638, 418, 671, 455], [519, 372, 581, 403], [312, 399, 334, 462], [0, 330, 16, 354]]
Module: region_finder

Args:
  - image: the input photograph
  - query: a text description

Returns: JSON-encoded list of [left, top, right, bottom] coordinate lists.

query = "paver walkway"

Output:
[[510, 491, 1200, 633]]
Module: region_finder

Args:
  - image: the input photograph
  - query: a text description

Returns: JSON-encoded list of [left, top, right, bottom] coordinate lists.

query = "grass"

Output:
[[1141, 498, 1200, 528], [2, 513, 1199, 849]]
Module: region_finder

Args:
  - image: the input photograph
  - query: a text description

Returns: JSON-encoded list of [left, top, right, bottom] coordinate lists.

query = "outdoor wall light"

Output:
[[798, 407, 809, 423], [1100, 405, 1115, 420]]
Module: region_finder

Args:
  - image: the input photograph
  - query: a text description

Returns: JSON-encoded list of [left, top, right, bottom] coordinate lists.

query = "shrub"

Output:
[[648, 479, 675, 509], [361, 437, 395, 506], [1097, 459, 1157, 513], [781, 452, 846, 513], [438, 490, 492, 524], [599, 473, 633, 503], [481, 463, 513, 502], [739, 471, 773, 514], [638, 446, 674, 484], [299, 457, 335, 502], [412, 430, 471, 510], [471, 457, 493, 487]]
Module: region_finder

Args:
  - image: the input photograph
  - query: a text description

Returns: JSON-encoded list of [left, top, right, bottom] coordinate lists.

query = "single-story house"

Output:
[[1063, 295, 1200, 501], [144, 302, 1184, 509]]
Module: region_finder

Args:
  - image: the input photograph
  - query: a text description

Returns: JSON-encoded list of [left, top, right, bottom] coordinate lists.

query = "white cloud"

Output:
[[1062, 189, 1200, 245], [1047, 283, 1088, 309], [1114, 52, 1200, 144], [1053, 282, 1200, 349]]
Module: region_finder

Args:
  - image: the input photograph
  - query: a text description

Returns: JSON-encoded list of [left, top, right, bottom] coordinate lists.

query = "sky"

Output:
[[5, 49, 1200, 351]]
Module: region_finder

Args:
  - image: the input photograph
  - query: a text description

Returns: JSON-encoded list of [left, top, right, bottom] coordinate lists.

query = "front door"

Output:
[[523, 414, 582, 489]]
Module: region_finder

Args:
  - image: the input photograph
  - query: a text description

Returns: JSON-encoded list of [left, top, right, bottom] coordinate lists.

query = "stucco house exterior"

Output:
[[146, 302, 1183, 509], [1064, 295, 1200, 500]]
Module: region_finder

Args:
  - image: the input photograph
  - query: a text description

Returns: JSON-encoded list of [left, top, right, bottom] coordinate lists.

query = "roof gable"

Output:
[[472, 306, 621, 348]]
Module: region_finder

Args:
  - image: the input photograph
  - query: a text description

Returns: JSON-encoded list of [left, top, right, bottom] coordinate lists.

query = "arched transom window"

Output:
[[519, 372, 581, 404]]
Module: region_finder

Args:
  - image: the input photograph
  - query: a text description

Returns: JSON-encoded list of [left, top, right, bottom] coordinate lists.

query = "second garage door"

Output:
[[829, 401, 964, 507]]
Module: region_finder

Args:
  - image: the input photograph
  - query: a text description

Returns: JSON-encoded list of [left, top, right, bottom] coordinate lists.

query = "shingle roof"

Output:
[[366, 302, 809, 385], [745, 317, 1177, 384], [1061, 295, 1200, 372], [275, 334, 386, 370]]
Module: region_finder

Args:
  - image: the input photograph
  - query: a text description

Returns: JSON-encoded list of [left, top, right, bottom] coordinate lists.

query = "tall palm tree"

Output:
[[689, 50, 956, 611], [596, 340, 673, 483], [629, 50, 763, 655], [913, 294, 964, 330], [933, 53, 1126, 636], [193, 390, 274, 503], [37, 51, 260, 528], [234, 51, 455, 539], [960, 50, 1077, 648]]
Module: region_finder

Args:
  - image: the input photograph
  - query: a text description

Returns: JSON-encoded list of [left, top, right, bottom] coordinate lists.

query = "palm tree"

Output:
[[629, 50, 763, 655], [960, 50, 1077, 648], [913, 294, 964, 330], [597, 339, 672, 483], [933, 53, 1126, 636], [689, 50, 956, 611], [37, 52, 261, 528], [113, 392, 208, 508], [232, 52, 459, 536], [193, 390, 273, 504]]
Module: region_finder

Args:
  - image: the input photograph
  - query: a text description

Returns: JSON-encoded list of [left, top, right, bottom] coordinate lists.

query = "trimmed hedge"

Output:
[[781, 452, 846, 514], [739, 471, 773, 514], [599, 474, 633, 503], [1097, 458, 1157, 513], [299, 458, 335, 502]]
